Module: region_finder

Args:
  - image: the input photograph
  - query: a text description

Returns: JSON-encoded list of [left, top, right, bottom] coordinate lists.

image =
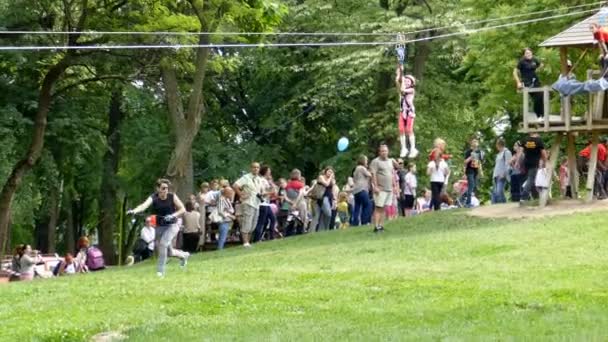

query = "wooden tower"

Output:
[[519, 10, 607, 206]]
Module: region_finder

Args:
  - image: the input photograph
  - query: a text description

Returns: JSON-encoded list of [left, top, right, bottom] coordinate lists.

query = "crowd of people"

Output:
[[6, 129, 605, 281]]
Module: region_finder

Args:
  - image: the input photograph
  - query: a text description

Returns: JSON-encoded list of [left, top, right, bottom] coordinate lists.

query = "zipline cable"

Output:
[[0, 8, 599, 51], [0, 1, 604, 38]]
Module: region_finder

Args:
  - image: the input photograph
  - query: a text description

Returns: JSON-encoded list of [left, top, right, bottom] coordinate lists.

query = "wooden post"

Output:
[[560, 47, 569, 76], [523, 88, 529, 131], [543, 87, 550, 131], [567, 133, 579, 199], [540, 133, 563, 208], [564, 96, 571, 131], [585, 131, 600, 202]]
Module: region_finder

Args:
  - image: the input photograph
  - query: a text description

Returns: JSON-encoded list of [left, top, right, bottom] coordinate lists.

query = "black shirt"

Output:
[[521, 136, 545, 169], [465, 148, 483, 176], [152, 193, 175, 225], [517, 57, 541, 87]]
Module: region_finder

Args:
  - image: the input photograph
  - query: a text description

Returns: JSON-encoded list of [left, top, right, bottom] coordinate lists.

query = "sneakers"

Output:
[[409, 147, 419, 159], [373, 226, 385, 233], [400, 147, 409, 158], [243, 243, 252, 248], [156, 272, 164, 278], [180, 252, 190, 268]]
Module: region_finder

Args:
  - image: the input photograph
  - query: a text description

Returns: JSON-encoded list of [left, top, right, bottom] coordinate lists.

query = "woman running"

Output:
[[128, 178, 189, 277]]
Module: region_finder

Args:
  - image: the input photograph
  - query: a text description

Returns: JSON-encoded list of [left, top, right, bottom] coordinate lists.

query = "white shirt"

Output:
[[404, 172, 417, 195], [427, 160, 449, 183], [140, 226, 155, 251], [259, 178, 271, 207], [64, 263, 76, 274]]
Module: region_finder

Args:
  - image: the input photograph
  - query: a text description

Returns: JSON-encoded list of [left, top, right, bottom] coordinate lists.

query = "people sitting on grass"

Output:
[[55, 254, 79, 276], [18, 245, 42, 281], [416, 189, 432, 213]]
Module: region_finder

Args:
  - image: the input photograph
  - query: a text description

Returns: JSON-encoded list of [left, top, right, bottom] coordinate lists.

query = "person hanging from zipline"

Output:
[[590, 23, 608, 77], [395, 38, 419, 159]]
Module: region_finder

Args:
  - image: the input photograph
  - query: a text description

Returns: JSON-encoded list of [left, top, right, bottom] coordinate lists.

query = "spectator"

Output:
[[520, 132, 547, 204], [285, 169, 307, 229], [276, 178, 289, 232], [513, 47, 544, 118], [197, 182, 209, 245], [182, 201, 202, 253], [492, 138, 512, 204], [352, 155, 373, 226], [370, 144, 398, 233], [403, 163, 417, 217], [337, 192, 350, 229], [509, 141, 526, 202], [464, 137, 484, 208], [579, 139, 608, 199], [56, 254, 78, 276], [416, 189, 432, 213], [233, 162, 264, 248], [18, 245, 42, 281], [312, 167, 336, 231], [427, 152, 450, 211], [204, 180, 221, 243], [75, 236, 90, 272], [254, 165, 277, 242], [396, 159, 408, 217], [217, 187, 236, 250], [9, 244, 24, 281], [134, 216, 155, 263], [559, 157, 572, 199]]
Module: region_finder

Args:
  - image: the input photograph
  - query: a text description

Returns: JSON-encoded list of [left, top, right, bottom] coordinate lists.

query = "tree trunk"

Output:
[[0, 58, 72, 256], [162, 35, 209, 200], [65, 191, 76, 254], [98, 89, 123, 265], [47, 179, 63, 253]]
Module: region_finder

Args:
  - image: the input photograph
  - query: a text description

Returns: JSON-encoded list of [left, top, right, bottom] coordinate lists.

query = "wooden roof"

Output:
[[539, 11, 601, 48]]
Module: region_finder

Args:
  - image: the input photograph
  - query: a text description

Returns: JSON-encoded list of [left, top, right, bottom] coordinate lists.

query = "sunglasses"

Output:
[[160, 186, 168, 190]]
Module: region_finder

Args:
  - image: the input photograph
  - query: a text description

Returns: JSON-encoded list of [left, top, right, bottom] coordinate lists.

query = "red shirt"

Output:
[[594, 27, 608, 42], [579, 143, 607, 161], [428, 149, 452, 162], [285, 180, 305, 192]]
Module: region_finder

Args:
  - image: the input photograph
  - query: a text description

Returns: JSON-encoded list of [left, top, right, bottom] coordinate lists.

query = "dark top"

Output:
[[521, 136, 545, 170], [397, 169, 407, 196], [465, 148, 483, 176], [517, 57, 541, 87], [152, 193, 175, 226]]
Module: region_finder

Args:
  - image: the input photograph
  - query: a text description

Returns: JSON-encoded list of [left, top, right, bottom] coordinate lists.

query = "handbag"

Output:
[[311, 182, 326, 200], [535, 168, 550, 188], [209, 208, 223, 223]]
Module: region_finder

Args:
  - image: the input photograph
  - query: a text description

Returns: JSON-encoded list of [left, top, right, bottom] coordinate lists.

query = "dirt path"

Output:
[[468, 199, 608, 219]]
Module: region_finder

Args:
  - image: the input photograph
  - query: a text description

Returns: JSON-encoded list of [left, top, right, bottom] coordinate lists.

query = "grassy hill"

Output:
[[1, 210, 608, 341]]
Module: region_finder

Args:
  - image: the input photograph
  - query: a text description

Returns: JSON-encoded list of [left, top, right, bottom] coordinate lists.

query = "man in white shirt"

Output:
[[369, 144, 399, 233], [233, 162, 264, 247]]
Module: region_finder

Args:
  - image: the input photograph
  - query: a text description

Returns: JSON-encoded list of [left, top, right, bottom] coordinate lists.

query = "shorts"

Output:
[[398, 113, 415, 134], [239, 204, 259, 234], [403, 195, 415, 209], [373, 191, 394, 208]]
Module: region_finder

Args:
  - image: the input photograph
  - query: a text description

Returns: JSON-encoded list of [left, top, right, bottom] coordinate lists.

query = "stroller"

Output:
[[284, 209, 305, 237]]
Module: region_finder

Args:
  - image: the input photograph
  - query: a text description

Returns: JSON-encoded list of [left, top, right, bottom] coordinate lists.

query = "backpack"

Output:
[[86, 246, 106, 271]]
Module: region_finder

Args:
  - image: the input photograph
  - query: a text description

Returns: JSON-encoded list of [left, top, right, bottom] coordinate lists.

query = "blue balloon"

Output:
[[337, 137, 349, 152]]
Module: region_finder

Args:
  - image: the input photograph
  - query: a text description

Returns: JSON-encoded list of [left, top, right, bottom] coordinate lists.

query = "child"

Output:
[[416, 189, 432, 213], [559, 158, 571, 198], [336, 192, 350, 229], [396, 64, 418, 159], [403, 163, 417, 216]]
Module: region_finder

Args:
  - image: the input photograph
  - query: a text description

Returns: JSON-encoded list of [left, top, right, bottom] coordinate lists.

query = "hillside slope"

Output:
[[1, 210, 608, 341]]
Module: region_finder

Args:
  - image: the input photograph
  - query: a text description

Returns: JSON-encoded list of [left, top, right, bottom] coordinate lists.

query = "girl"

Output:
[[396, 66, 418, 159], [336, 192, 350, 229], [216, 187, 236, 250], [128, 178, 189, 277], [352, 155, 373, 226], [427, 153, 450, 211]]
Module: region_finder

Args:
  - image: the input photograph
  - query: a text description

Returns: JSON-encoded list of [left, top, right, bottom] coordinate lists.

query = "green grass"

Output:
[[2, 210, 608, 341]]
